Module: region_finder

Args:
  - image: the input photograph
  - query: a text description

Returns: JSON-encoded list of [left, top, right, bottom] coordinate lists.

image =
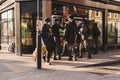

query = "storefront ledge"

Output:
[[0, 50, 10, 53]]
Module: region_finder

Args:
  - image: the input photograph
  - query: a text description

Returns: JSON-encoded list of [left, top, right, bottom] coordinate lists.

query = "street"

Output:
[[0, 52, 120, 80]]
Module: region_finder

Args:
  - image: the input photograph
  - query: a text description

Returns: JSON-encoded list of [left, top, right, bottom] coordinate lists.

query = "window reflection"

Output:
[[21, 13, 33, 46]]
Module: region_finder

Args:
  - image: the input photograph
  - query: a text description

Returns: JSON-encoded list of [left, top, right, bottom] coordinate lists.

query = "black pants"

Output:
[[46, 46, 55, 62], [54, 39, 62, 59], [93, 38, 98, 54], [67, 43, 74, 59]]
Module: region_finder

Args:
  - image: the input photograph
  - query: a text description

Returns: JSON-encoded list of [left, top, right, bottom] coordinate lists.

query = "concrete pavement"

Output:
[[0, 51, 120, 80]]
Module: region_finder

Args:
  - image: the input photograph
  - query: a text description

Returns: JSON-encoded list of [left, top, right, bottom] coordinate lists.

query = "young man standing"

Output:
[[64, 15, 77, 61]]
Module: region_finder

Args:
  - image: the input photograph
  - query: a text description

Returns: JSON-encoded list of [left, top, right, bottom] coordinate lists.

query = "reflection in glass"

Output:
[[21, 13, 33, 46]]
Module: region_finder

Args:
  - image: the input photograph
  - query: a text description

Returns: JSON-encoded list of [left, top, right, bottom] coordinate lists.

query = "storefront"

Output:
[[52, 0, 120, 51], [0, 0, 39, 55], [52, 1, 103, 51]]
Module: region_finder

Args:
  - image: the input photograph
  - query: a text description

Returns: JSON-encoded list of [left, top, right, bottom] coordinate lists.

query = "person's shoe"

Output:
[[87, 56, 92, 59], [54, 57, 58, 60], [75, 58, 77, 61], [78, 55, 83, 58], [92, 52, 98, 54], [59, 56, 61, 60], [68, 58, 73, 61], [47, 59, 50, 63], [46, 60, 52, 65], [45, 62, 52, 65], [48, 62, 52, 65]]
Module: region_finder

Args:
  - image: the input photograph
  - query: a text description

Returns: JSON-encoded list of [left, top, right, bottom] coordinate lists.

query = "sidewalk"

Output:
[[0, 51, 120, 80]]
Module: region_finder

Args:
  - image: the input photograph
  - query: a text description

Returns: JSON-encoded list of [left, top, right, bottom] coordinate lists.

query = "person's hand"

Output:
[[80, 28, 83, 32], [81, 35, 84, 40], [54, 37, 56, 42], [64, 40, 68, 45]]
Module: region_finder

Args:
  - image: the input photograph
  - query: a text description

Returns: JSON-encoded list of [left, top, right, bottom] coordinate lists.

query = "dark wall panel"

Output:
[[20, 1, 37, 13]]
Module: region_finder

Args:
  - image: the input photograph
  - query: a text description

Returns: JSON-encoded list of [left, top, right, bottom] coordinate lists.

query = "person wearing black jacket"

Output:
[[52, 19, 62, 60], [42, 18, 55, 64], [64, 15, 77, 61], [92, 23, 100, 54]]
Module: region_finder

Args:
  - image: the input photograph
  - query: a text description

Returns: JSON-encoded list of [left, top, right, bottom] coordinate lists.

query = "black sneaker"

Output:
[[78, 55, 83, 58], [93, 52, 98, 54], [75, 58, 77, 61], [54, 57, 58, 60], [68, 58, 73, 61], [87, 56, 92, 59], [47, 60, 50, 63], [59, 56, 61, 60]]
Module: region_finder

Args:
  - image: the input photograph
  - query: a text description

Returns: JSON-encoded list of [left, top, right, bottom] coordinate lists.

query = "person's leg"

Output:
[[47, 47, 54, 62], [46, 47, 50, 62], [85, 40, 92, 59], [74, 45, 78, 61], [94, 38, 98, 54], [58, 45, 63, 60], [54, 43, 58, 60], [62, 41, 68, 56], [78, 41, 83, 58], [67, 44, 73, 61]]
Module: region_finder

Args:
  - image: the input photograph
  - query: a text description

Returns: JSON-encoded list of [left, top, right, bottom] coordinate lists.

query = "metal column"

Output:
[[102, 9, 108, 51], [37, 0, 42, 69]]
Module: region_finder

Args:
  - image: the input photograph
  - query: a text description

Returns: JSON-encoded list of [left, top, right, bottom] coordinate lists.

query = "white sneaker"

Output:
[[45, 62, 52, 65], [49, 62, 52, 65]]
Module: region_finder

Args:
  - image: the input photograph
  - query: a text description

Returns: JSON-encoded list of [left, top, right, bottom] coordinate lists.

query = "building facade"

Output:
[[0, 0, 38, 55], [0, 0, 120, 55]]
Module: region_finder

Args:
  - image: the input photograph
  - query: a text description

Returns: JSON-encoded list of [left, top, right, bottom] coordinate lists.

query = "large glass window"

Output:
[[1, 10, 14, 44], [89, 10, 102, 45], [107, 12, 120, 44]]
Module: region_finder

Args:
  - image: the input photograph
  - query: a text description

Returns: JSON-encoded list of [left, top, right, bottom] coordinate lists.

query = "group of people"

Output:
[[41, 14, 100, 64]]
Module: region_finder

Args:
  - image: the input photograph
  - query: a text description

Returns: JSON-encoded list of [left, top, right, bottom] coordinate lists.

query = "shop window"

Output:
[[8, 10, 14, 36], [1, 9, 15, 50], [1, 11, 7, 36], [107, 22, 116, 44], [89, 10, 102, 46], [107, 13, 120, 44], [21, 13, 33, 46]]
